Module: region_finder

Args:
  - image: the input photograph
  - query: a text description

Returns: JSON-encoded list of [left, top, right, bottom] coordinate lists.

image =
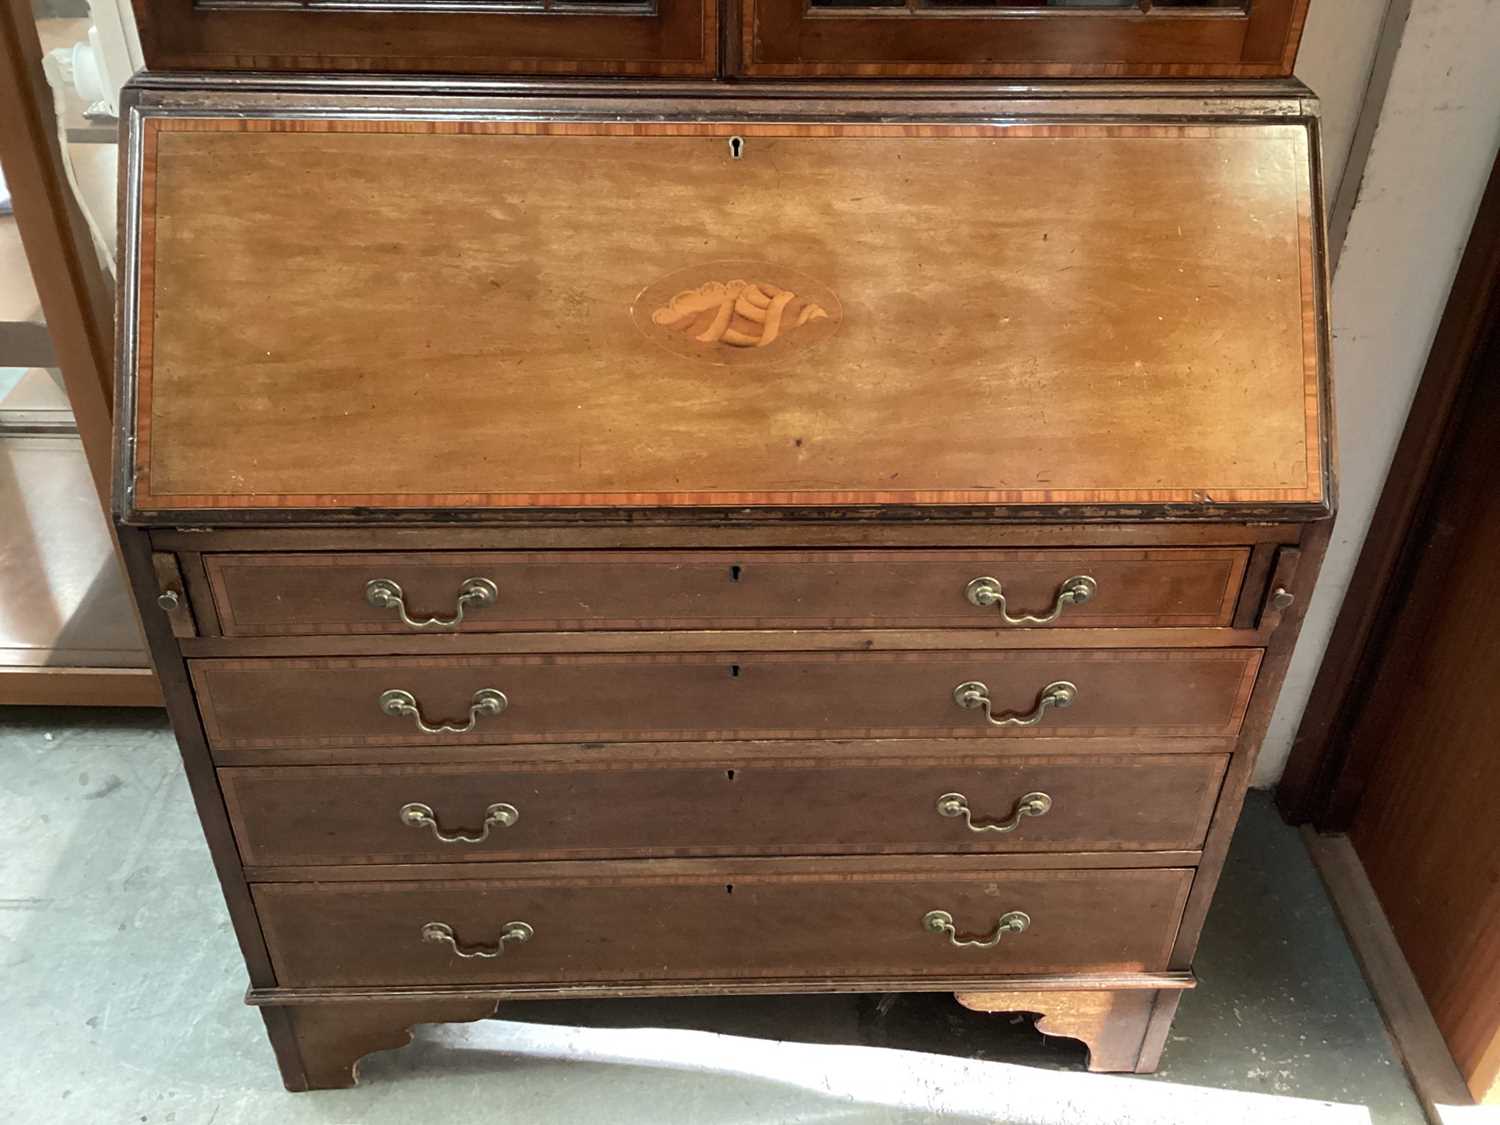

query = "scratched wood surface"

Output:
[[132, 118, 1323, 512]]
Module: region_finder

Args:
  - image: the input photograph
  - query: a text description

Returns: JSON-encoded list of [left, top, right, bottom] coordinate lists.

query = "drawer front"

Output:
[[192, 650, 1262, 752], [203, 548, 1249, 636], [253, 864, 1193, 987], [222, 754, 1228, 866]]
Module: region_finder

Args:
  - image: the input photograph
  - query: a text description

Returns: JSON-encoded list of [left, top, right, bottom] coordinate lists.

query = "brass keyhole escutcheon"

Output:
[[729, 135, 745, 160]]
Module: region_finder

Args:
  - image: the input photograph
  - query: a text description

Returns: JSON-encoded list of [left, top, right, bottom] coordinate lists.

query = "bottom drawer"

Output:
[[254, 861, 1192, 988]]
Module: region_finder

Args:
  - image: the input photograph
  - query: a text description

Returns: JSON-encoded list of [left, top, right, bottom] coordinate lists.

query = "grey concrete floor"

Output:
[[0, 708, 1425, 1123]]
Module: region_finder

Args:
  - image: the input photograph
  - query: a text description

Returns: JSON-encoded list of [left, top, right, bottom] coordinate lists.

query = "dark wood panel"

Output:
[[220, 753, 1228, 865], [253, 863, 1193, 987], [133, 0, 717, 76], [190, 649, 1263, 751], [1278, 153, 1500, 827], [1167, 518, 1330, 969], [204, 548, 1248, 636], [1346, 327, 1500, 1103], [113, 525, 280, 987], [741, 0, 1308, 78]]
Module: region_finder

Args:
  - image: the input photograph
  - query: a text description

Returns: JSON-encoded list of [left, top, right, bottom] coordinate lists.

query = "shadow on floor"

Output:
[[0, 709, 1425, 1124]]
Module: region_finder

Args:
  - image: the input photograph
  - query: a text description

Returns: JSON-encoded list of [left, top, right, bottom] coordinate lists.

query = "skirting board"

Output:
[[1302, 829, 1476, 1119]]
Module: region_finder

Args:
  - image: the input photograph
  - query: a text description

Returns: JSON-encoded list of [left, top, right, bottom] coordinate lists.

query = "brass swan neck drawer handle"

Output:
[[365, 576, 498, 630], [953, 680, 1076, 727], [937, 791, 1052, 833], [401, 801, 519, 844], [964, 575, 1096, 626], [923, 910, 1030, 949], [421, 920, 533, 959], [379, 688, 508, 734]]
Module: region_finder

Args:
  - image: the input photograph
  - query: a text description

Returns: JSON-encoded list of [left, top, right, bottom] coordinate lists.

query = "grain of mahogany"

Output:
[[202, 548, 1249, 636], [251, 863, 1194, 988], [130, 118, 1323, 514], [218, 753, 1228, 865], [188, 649, 1263, 752]]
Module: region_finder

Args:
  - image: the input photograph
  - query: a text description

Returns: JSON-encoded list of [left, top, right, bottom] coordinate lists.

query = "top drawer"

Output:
[[202, 549, 1249, 636]]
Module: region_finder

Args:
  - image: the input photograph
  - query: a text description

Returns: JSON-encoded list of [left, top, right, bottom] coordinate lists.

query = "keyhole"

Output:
[[729, 136, 744, 160], [726, 769, 737, 781], [729, 664, 741, 678], [730, 565, 742, 583], [725, 884, 735, 895]]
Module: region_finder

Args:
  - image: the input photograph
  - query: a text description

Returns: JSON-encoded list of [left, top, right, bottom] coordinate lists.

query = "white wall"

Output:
[[1296, 0, 1392, 206], [1256, 0, 1500, 786]]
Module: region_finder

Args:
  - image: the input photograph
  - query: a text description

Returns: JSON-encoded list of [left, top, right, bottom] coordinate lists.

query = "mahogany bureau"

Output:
[[115, 0, 1332, 1090]]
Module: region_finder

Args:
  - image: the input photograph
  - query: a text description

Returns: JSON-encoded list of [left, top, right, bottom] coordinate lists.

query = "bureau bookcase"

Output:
[[116, 0, 1332, 1089]]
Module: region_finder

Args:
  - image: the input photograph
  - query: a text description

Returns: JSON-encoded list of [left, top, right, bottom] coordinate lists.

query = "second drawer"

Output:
[[222, 754, 1228, 866], [192, 649, 1262, 752]]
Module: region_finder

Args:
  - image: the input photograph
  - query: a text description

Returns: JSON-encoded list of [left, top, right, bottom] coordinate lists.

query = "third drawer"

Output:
[[222, 753, 1228, 867]]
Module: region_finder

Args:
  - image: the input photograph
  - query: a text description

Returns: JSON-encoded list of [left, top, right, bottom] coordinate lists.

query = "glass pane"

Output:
[[0, 1, 150, 675], [31, 0, 142, 272], [0, 367, 73, 432], [810, 0, 1248, 11]]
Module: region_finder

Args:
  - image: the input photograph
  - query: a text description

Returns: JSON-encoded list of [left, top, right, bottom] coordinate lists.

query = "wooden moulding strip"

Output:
[[246, 971, 1198, 1006], [1302, 830, 1475, 1121]]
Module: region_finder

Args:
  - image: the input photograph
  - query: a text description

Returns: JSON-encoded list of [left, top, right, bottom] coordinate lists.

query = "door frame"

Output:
[[1275, 151, 1500, 828], [0, 0, 161, 706]]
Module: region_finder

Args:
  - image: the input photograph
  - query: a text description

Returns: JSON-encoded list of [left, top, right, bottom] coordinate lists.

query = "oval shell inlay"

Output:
[[633, 260, 842, 366]]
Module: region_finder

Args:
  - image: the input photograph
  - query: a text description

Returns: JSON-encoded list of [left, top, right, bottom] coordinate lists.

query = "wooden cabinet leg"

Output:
[[260, 999, 500, 1091], [953, 989, 1181, 1073]]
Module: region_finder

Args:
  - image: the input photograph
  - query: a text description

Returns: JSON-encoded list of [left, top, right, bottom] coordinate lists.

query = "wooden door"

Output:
[[1281, 157, 1500, 1105], [1342, 352, 1500, 1104]]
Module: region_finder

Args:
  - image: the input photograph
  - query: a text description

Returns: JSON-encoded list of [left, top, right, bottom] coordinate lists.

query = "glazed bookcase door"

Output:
[[738, 0, 1308, 78], [131, 0, 718, 76]]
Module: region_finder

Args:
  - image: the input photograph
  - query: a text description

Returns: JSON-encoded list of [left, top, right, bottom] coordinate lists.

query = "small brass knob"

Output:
[[156, 589, 181, 612]]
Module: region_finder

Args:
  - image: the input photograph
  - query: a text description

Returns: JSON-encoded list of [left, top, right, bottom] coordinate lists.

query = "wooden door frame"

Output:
[[1275, 150, 1500, 828], [0, 0, 161, 707], [0, 0, 116, 495]]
